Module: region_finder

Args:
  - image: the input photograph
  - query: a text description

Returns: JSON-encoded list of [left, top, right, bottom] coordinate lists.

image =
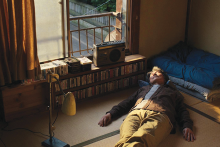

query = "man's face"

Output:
[[149, 71, 165, 85]]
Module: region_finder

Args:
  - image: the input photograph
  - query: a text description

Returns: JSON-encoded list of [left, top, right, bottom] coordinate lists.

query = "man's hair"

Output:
[[146, 66, 169, 84]]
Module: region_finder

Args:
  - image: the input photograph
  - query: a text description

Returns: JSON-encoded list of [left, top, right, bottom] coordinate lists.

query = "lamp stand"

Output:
[[42, 137, 70, 147], [42, 72, 70, 147]]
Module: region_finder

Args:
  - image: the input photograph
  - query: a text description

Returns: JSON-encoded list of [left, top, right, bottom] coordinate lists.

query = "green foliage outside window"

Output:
[[76, 0, 116, 12]]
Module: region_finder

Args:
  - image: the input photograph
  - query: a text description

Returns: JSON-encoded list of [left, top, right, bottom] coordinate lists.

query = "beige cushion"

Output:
[[207, 89, 220, 102]]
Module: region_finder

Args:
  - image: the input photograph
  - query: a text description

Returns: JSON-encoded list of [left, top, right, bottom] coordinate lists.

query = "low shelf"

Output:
[[55, 70, 145, 95], [0, 54, 146, 121], [53, 54, 147, 108]]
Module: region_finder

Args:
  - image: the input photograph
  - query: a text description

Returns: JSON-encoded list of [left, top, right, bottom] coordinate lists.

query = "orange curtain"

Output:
[[0, 0, 40, 86]]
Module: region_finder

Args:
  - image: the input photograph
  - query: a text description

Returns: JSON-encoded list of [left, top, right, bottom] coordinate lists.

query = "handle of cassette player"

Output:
[[92, 41, 124, 51]]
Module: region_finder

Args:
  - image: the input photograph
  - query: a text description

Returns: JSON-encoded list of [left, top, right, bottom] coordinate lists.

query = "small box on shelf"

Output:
[[63, 57, 81, 74], [77, 57, 92, 72]]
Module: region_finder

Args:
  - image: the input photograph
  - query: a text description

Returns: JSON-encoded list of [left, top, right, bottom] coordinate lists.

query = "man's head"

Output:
[[147, 66, 169, 85]]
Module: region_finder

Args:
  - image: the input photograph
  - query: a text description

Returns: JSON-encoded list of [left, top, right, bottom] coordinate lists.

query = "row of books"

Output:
[[39, 60, 69, 80], [55, 74, 145, 105], [22, 60, 144, 85], [22, 60, 69, 85], [54, 61, 145, 92]]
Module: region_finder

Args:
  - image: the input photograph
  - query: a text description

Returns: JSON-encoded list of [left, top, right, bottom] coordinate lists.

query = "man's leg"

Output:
[[115, 110, 143, 147], [115, 110, 173, 147]]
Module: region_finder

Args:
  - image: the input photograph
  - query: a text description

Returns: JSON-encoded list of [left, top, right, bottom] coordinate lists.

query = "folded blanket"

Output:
[[149, 41, 220, 89]]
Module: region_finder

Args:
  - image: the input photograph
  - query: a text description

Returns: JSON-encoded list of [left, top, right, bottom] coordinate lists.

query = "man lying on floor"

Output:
[[98, 66, 196, 147]]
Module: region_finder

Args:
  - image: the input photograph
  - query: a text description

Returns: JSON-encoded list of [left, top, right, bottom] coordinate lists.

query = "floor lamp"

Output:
[[42, 71, 76, 147]]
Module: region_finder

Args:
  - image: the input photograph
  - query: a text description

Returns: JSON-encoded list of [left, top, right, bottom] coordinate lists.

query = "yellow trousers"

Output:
[[115, 109, 173, 147]]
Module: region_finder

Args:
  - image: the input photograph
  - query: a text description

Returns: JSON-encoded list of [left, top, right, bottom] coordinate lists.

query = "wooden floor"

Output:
[[0, 86, 220, 147]]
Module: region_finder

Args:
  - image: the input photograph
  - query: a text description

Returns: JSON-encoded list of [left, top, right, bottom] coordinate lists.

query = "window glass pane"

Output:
[[68, 0, 125, 57], [70, 20, 79, 31], [71, 31, 80, 52], [35, 0, 64, 62]]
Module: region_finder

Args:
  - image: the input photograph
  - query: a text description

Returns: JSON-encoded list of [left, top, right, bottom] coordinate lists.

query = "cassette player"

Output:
[[93, 41, 125, 67]]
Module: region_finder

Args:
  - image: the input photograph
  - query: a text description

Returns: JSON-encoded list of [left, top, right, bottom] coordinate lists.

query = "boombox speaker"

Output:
[[93, 41, 125, 67]]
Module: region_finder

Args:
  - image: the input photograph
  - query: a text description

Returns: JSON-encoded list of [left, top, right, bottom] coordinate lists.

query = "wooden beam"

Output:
[[129, 0, 140, 54]]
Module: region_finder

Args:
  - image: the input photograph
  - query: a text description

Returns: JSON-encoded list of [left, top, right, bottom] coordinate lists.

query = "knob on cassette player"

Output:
[[93, 41, 125, 67]]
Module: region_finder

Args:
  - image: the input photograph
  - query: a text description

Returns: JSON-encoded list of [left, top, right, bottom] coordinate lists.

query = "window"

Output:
[[35, 0, 130, 62], [67, 0, 128, 57]]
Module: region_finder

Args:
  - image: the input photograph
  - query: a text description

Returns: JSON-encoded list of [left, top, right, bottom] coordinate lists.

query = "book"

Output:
[[76, 76, 81, 87], [52, 60, 68, 75], [121, 66, 125, 75], [70, 78, 77, 88], [77, 57, 92, 65]]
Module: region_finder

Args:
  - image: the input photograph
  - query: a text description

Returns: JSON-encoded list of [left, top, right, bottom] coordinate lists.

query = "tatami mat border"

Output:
[[72, 130, 120, 147], [185, 104, 220, 124], [71, 104, 220, 147]]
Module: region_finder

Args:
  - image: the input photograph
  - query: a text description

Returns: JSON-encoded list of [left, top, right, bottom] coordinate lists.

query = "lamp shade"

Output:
[[61, 92, 76, 116]]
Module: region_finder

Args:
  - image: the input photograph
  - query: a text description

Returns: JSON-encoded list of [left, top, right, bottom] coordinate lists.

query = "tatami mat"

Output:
[[67, 87, 138, 145], [191, 99, 220, 122], [74, 91, 220, 147], [0, 87, 138, 147], [85, 109, 220, 147], [180, 92, 202, 106], [0, 87, 219, 147], [158, 109, 220, 147]]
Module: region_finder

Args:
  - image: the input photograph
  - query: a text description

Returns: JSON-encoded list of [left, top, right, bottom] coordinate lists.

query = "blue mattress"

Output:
[[148, 41, 220, 89]]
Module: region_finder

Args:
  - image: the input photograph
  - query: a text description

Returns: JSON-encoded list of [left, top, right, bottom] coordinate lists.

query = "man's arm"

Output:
[[98, 88, 143, 127], [175, 92, 196, 142]]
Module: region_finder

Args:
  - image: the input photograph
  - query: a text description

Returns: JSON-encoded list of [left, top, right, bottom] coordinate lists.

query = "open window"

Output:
[[35, 0, 140, 62], [65, 0, 128, 58]]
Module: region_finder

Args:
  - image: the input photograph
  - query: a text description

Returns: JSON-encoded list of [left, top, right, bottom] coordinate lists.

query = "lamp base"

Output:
[[42, 137, 70, 147]]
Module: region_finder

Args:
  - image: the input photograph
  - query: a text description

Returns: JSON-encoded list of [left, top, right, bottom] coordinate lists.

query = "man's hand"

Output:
[[183, 128, 196, 142], [98, 113, 112, 127]]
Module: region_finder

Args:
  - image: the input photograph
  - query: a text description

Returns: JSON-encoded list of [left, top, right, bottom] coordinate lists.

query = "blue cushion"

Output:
[[184, 65, 218, 89], [149, 43, 220, 90], [164, 41, 192, 63], [151, 55, 186, 79], [138, 80, 175, 88], [186, 48, 220, 75], [138, 80, 149, 88]]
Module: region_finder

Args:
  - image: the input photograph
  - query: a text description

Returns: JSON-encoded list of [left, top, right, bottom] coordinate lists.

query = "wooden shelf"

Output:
[[53, 54, 147, 107], [58, 54, 146, 80], [0, 54, 147, 121], [55, 70, 145, 95]]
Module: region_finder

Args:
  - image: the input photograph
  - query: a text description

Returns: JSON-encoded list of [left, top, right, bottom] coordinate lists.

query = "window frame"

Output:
[[62, 0, 140, 58]]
